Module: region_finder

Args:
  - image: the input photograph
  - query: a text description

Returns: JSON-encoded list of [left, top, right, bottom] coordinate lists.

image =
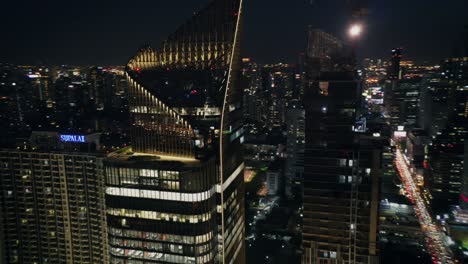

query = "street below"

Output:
[[395, 147, 454, 264]]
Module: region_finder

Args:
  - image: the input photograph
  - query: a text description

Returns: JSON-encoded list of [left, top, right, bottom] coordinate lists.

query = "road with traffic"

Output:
[[395, 147, 453, 264]]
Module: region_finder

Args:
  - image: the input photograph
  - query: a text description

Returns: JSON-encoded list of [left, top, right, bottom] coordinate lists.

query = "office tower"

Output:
[[378, 140, 398, 203], [87, 66, 117, 113], [105, 70, 128, 115], [285, 107, 305, 200], [0, 132, 108, 264], [384, 49, 403, 128], [388, 48, 402, 80], [418, 79, 452, 137], [302, 31, 379, 264], [241, 58, 263, 123], [263, 64, 291, 128], [0, 64, 36, 129], [23, 66, 53, 102], [384, 77, 421, 129], [427, 57, 468, 214], [429, 142, 465, 211], [17, 66, 54, 110], [54, 76, 86, 127], [87, 66, 106, 111], [302, 72, 380, 264], [293, 68, 306, 102], [396, 79, 421, 127], [105, 0, 245, 263], [444, 124, 468, 263]]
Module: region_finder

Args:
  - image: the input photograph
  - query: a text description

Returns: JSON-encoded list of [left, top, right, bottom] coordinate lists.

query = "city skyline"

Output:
[[1, 0, 468, 263]]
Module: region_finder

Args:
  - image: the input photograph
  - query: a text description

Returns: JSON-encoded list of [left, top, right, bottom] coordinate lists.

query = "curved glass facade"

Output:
[[106, 0, 245, 263]]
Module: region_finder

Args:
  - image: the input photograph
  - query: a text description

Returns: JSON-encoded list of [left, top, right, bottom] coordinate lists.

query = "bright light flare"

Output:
[[349, 24, 362, 38]]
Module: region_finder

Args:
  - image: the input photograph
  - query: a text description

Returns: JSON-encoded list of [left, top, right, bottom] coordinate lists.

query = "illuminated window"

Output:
[[140, 169, 158, 178]]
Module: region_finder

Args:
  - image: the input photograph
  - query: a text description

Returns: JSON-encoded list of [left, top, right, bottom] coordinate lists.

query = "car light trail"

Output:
[[395, 147, 453, 264]]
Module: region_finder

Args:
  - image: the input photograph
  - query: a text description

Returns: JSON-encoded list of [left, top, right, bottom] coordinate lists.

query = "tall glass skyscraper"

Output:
[[105, 0, 245, 263]]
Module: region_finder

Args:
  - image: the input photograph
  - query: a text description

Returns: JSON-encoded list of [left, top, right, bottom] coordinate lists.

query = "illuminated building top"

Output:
[[125, 0, 243, 159]]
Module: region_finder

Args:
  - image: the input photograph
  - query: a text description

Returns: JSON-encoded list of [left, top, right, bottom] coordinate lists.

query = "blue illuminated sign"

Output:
[[60, 135, 86, 143]]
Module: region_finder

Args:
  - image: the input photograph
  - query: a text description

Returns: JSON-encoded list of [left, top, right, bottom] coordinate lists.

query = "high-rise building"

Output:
[[418, 79, 452, 137], [384, 49, 403, 128], [0, 64, 35, 129], [87, 66, 118, 113], [302, 30, 379, 264], [302, 72, 380, 264], [285, 106, 305, 200], [388, 48, 402, 80], [427, 57, 468, 213], [105, 0, 245, 263], [384, 77, 422, 129], [428, 143, 465, 211], [18, 66, 54, 106], [445, 143, 468, 263], [262, 64, 293, 128], [241, 58, 263, 123], [0, 131, 108, 264], [396, 79, 421, 127]]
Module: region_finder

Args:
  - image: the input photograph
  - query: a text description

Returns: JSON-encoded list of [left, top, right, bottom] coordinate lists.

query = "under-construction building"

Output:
[[302, 29, 380, 264]]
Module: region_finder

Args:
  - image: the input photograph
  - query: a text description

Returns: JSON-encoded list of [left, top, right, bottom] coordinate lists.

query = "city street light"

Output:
[[349, 23, 362, 38]]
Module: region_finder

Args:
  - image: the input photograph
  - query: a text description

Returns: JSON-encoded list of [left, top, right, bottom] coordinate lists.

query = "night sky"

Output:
[[0, 0, 467, 65]]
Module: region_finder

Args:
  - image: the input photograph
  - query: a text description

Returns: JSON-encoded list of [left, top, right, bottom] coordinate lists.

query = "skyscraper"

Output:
[[418, 79, 452, 137], [285, 106, 305, 200], [388, 48, 402, 80], [390, 78, 422, 128], [0, 132, 108, 264], [302, 30, 380, 264], [241, 58, 263, 123], [427, 57, 468, 213], [105, 0, 245, 263]]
